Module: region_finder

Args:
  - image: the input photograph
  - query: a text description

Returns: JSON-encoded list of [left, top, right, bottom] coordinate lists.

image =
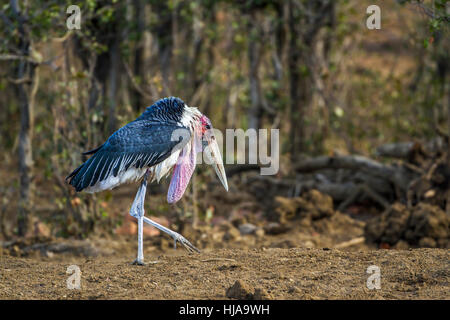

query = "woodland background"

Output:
[[0, 0, 448, 252]]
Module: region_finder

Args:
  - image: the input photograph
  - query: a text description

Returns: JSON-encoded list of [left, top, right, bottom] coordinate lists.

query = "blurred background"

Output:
[[0, 0, 448, 258]]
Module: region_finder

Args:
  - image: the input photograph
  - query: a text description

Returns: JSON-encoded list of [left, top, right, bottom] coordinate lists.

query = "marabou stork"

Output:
[[67, 97, 228, 265]]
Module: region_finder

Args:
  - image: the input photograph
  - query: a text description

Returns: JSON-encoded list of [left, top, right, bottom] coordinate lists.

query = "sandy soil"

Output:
[[0, 247, 448, 300], [1, 179, 448, 300]]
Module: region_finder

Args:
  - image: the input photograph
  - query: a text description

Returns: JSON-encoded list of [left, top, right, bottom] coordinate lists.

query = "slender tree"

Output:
[[9, 0, 40, 236]]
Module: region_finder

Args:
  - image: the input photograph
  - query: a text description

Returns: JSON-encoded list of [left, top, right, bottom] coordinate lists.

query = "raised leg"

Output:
[[142, 216, 200, 253]]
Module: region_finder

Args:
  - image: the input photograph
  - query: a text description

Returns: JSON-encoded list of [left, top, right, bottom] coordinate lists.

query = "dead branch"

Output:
[[296, 155, 418, 195], [122, 59, 156, 101], [0, 54, 38, 64], [375, 141, 423, 160], [296, 155, 395, 179], [337, 184, 390, 211], [334, 237, 365, 249]]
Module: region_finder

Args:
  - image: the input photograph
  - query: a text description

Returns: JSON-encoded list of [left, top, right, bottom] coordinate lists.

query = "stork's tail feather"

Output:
[[66, 163, 83, 183], [66, 145, 107, 192], [66, 161, 92, 192]]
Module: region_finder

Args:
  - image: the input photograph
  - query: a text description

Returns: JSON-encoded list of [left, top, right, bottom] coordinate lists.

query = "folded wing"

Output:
[[67, 120, 190, 192]]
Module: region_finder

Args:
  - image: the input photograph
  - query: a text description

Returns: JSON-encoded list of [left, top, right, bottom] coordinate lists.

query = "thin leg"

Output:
[[137, 215, 144, 262], [130, 171, 149, 265]]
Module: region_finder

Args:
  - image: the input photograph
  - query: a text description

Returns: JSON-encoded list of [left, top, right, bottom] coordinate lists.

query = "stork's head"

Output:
[[167, 104, 228, 204]]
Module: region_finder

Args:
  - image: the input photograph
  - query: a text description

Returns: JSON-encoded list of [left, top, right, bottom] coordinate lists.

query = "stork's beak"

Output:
[[204, 131, 228, 191]]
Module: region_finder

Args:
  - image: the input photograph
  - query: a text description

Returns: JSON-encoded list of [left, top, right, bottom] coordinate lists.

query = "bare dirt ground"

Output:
[[0, 246, 448, 300], [1, 170, 448, 300], [1, 185, 449, 300]]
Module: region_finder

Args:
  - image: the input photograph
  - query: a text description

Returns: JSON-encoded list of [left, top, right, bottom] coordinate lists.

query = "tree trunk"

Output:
[[151, 1, 174, 95], [132, 0, 145, 112], [11, 0, 38, 237], [16, 62, 35, 237], [247, 12, 263, 130], [288, 0, 303, 159], [446, 74, 450, 215], [108, 38, 120, 134]]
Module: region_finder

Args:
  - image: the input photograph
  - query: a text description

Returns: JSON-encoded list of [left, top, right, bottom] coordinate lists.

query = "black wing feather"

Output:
[[67, 120, 190, 192]]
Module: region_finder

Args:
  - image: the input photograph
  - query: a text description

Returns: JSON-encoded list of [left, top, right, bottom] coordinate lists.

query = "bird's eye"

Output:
[[205, 124, 211, 130]]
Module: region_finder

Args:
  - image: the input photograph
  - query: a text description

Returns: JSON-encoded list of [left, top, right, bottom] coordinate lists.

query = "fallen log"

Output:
[[296, 155, 394, 178], [375, 141, 426, 164], [248, 176, 390, 209], [295, 155, 418, 196], [375, 141, 418, 158]]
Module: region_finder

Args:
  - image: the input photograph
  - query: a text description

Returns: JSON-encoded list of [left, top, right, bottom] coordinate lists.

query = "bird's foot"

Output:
[[172, 232, 200, 253], [131, 258, 146, 266]]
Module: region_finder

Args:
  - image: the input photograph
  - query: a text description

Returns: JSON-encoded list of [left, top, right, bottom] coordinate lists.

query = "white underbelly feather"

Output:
[[83, 149, 182, 193], [153, 149, 181, 182], [84, 167, 148, 193]]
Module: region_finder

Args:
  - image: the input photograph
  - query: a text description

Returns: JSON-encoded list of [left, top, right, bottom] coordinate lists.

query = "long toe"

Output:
[[173, 233, 200, 253]]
